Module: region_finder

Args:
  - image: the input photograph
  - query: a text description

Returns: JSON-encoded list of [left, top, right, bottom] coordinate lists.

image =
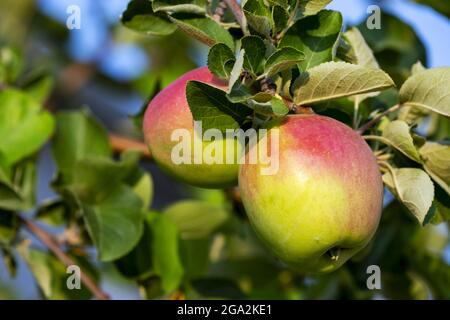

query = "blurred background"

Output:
[[0, 0, 449, 299]]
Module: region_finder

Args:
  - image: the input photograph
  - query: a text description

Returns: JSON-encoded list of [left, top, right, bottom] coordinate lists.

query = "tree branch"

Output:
[[20, 216, 110, 300], [356, 104, 401, 135], [109, 134, 152, 160]]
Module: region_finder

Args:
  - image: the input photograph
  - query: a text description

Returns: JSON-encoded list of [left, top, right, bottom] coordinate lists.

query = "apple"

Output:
[[239, 114, 383, 273], [143, 67, 241, 188]]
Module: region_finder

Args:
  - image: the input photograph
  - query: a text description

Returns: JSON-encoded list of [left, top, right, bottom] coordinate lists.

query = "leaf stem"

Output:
[[223, 0, 248, 34], [20, 216, 110, 300], [353, 99, 360, 129], [356, 104, 401, 135], [275, 1, 299, 43]]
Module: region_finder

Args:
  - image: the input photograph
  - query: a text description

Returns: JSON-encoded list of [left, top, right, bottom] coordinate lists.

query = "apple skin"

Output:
[[239, 114, 383, 273], [143, 67, 241, 189]]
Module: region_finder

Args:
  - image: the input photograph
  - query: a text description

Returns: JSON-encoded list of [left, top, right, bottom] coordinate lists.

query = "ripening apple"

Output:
[[143, 67, 242, 188], [239, 114, 383, 273]]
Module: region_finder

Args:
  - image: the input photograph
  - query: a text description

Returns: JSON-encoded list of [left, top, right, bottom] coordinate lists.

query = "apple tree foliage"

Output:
[[0, 0, 449, 299]]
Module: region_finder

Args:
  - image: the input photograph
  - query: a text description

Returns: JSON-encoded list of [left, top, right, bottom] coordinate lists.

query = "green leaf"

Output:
[[411, 61, 426, 75], [13, 158, 37, 210], [164, 200, 229, 239], [114, 221, 153, 280], [228, 49, 245, 91], [272, 5, 289, 33], [19, 246, 53, 298], [170, 14, 234, 49], [357, 12, 427, 87], [68, 150, 142, 202], [52, 110, 112, 181], [264, 47, 305, 77], [57, 151, 148, 262], [248, 97, 289, 117], [189, 278, 245, 299], [121, 0, 177, 36], [344, 29, 379, 73], [0, 47, 23, 84], [293, 61, 395, 105], [226, 82, 254, 103], [207, 43, 235, 79], [0, 210, 18, 245], [132, 173, 153, 210], [398, 105, 430, 126], [180, 239, 210, 279], [343, 28, 380, 104], [0, 161, 33, 211], [430, 185, 450, 224], [243, 0, 272, 37], [399, 67, 450, 118], [297, 0, 333, 17], [279, 10, 342, 70], [409, 251, 450, 299], [150, 213, 184, 293], [383, 168, 435, 225], [1, 247, 17, 277], [82, 185, 144, 261], [152, 0, 207, 14], [420, 142, 450, 195], [0, 89, 54, 166], [0, 182, 23, 211], [241, 36, 266, 75], [36, 199, 68, 226], [186, 80, 252, 132], [23, 74, 54, 104], [382, 120, 422, 163]]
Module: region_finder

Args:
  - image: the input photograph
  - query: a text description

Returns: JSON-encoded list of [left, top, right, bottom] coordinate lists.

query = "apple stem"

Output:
[[356, 104, 402, 135], [327, 248, 341, 261]]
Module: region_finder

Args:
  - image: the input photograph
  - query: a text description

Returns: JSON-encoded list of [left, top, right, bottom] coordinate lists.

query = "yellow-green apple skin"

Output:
[[239, 115, 383, 273], [143, 67, 241, 188]]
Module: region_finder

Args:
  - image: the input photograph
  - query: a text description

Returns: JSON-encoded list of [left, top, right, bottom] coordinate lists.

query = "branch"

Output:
[[356, 104, 401, 135], [109, 134, 152, 160], [20, 216, 110, 300], [223, 0, 247, 33]]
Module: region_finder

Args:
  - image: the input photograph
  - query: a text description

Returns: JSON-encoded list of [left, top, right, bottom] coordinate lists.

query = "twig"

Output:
[[224, 0, 247, 33], [356, 104, 401, 135], [275, 0, 299, 43], [213, 0, 228, 22], [20, 216, 110, 300], [353, 99, 360, 129], [109, 134, 152, 159]]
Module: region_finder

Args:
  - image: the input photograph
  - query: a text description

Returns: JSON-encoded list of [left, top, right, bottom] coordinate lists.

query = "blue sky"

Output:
[[37, 0, 450, 82]]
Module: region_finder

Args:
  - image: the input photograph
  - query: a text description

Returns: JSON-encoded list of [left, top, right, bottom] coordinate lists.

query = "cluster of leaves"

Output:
[[123, 0, 449, 226], [120, 0, 450, 298], [0, 0, 449, 300]]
